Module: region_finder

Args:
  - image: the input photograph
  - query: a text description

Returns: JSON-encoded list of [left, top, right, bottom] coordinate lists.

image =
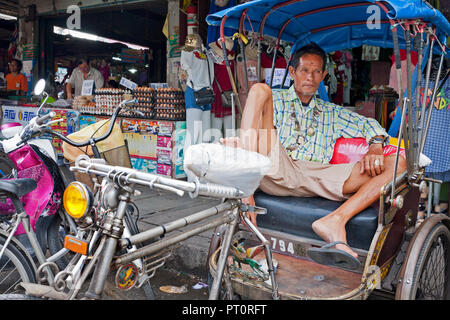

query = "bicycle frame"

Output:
[[17, 155, 279, 300]]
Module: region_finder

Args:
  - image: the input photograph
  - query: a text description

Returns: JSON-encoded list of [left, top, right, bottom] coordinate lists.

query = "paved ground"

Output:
[[103, 184, 224, 300], [131, 185, 223, 278]]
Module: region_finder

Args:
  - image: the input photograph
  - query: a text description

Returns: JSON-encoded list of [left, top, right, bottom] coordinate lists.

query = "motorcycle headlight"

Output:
[[63, 182, 93, 219]]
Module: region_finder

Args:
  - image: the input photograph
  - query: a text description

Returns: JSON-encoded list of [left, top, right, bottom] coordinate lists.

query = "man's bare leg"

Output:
[[221, 84, 277, 225], [312, 155, 407, 258]]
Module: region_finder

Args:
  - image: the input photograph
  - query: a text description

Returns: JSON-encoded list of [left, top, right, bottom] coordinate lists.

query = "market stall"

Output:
[[74, 84, 187, 179], [0, 83, 187, 180]]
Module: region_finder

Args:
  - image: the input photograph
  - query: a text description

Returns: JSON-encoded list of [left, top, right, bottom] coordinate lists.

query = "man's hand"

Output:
[[242, 195, 257, 227], [360, 143, 384, 177]]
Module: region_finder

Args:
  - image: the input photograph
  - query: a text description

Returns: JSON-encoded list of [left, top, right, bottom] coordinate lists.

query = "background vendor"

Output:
[[66, 57, 104, 99], [5, 59, 28, 96]]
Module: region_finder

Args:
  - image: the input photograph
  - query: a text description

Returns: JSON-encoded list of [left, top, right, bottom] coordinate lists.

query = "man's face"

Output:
[[289, 53, 327, 98], [78, 61, 90, 74]]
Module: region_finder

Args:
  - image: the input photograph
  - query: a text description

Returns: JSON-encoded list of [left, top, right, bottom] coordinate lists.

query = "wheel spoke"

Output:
[[417, 234, 449, 299]]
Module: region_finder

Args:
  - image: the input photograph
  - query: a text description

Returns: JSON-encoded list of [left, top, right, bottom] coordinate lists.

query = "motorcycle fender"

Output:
[[29, 139, 57, 163], [0, 228, 37, 273], [35, 214, 57, 252]]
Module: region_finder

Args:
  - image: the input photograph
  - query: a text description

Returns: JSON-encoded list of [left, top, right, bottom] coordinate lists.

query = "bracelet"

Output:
[[369, 136, 388, 147]]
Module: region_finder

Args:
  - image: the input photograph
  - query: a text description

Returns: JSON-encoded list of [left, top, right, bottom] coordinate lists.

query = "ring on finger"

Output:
[[374, 159, 380, 166]]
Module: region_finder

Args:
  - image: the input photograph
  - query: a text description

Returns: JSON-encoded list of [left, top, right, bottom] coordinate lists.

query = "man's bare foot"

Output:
[[312, 215, 358, 259], [220, 137, 245, 149]]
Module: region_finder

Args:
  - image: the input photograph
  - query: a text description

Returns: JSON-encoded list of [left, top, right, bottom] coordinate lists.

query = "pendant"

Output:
[[286, 143, 298, 152], [296, 135, 305, 145], [307, 127, 315, 136]]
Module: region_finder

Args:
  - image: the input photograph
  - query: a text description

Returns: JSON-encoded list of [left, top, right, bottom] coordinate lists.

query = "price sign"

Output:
[[81, 80, 94, 96], [120, 77, 138, 90]]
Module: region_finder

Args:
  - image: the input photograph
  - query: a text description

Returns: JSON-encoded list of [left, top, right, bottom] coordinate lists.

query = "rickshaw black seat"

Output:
[[254, 191, 378, 250]]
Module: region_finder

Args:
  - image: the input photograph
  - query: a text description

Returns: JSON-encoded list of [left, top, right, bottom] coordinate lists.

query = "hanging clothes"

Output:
[[212, 62, 237, 118], [388, 50, 418, 94], [237, 58, 260, 108]]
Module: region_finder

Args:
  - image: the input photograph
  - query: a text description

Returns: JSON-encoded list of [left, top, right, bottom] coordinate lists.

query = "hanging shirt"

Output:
[[180, 50, 214, 91], [272, 85, 387, 164]]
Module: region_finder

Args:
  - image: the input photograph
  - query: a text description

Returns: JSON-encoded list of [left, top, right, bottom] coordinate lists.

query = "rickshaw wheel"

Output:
[[396, 218, 450, 300]]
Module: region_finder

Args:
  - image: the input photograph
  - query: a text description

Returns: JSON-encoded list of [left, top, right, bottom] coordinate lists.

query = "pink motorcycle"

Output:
[[0, 80, 77, 292]]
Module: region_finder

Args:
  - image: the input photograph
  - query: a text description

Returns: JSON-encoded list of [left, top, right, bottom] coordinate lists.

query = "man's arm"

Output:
[[95, 70, 104, 90], [66, 82, 73, 99], [336, 107, 387, 177]]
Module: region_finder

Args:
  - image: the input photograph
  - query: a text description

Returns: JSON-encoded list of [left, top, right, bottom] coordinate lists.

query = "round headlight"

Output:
[[63, 182, 92, 219]]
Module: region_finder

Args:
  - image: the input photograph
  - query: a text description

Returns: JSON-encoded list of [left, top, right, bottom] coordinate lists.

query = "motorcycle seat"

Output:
[[0, 178, 37, 198], [254, 191, 378, 250]]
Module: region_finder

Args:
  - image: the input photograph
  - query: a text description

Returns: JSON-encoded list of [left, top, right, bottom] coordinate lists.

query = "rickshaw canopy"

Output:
[[206, 0, 449, 55]]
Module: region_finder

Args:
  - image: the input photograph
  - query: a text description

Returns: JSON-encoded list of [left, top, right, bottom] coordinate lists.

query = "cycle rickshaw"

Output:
[[206, 0, 450, 300]]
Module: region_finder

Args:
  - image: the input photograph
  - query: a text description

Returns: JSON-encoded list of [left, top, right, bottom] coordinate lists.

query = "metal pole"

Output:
[[85, 196, 129, 299], [221, 38, 243, 115], [239, 41, 249, 94], [269, 44, 279, 87], [391, 24, 404, 105], [238, 10, 249, 94], [413, 31, 424, 169], [404, 26, 415, 178], [390, 98, 409, 203], [119, 201, 235, 248], [418, 39, 435, 144], [257, 37, 262, 83], [209, 208, 239, 300], [116, 212, 236, 266], [242, 214, 279, 299]]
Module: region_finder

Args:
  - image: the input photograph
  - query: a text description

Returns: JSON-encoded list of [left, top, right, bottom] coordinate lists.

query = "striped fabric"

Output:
[[272, 85, 387, 164]]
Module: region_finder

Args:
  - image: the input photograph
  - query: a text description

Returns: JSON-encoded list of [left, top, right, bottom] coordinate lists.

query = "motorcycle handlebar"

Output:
[[36, 111, 56, 126]]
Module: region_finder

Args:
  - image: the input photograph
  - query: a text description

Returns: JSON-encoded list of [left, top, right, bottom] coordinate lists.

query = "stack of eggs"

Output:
[[133, 87, 156, 119], [155, 88, 185, 121], [94, 88, 131, 115]]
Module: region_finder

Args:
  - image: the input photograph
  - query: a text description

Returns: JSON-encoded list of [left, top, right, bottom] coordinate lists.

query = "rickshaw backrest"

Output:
[[255, 137, 405, 250], [330, 137, 405, 164]]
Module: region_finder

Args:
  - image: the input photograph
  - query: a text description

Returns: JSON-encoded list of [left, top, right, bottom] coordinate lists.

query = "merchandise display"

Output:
[[134, 86, 156, 119], [79, 88, 133, 116], [74, 85, 187, 179], [155, 87, 186, 121], [121, 117, 187, 178]]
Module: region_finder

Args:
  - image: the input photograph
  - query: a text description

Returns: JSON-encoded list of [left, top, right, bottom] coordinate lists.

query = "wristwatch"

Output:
[[368, 136, 388, 147]]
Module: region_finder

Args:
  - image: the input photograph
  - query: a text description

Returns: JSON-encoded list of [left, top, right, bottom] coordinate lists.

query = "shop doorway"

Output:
[[38, 0, 167, 99]]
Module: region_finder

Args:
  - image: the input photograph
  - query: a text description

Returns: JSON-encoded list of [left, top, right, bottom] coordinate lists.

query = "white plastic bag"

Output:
[[184, 143, 272, 197]]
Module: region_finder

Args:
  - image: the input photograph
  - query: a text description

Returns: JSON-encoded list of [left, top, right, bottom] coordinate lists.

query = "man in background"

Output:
[[66, 57, 104, 99]]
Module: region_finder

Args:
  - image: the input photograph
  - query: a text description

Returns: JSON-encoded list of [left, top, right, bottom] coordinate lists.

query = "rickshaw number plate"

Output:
[[268, 235, 306, 258]]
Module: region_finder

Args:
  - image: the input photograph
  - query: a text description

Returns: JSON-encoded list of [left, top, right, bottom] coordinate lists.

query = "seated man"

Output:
[[222, 42, 406, 267]]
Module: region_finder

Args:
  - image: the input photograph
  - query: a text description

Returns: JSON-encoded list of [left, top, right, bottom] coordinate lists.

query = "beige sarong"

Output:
[[259, 138, 357, 202]]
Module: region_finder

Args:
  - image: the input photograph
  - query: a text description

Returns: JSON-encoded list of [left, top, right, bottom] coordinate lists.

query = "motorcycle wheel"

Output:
[[46, 213, 70, 271], [0, 233, 36, 295]]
